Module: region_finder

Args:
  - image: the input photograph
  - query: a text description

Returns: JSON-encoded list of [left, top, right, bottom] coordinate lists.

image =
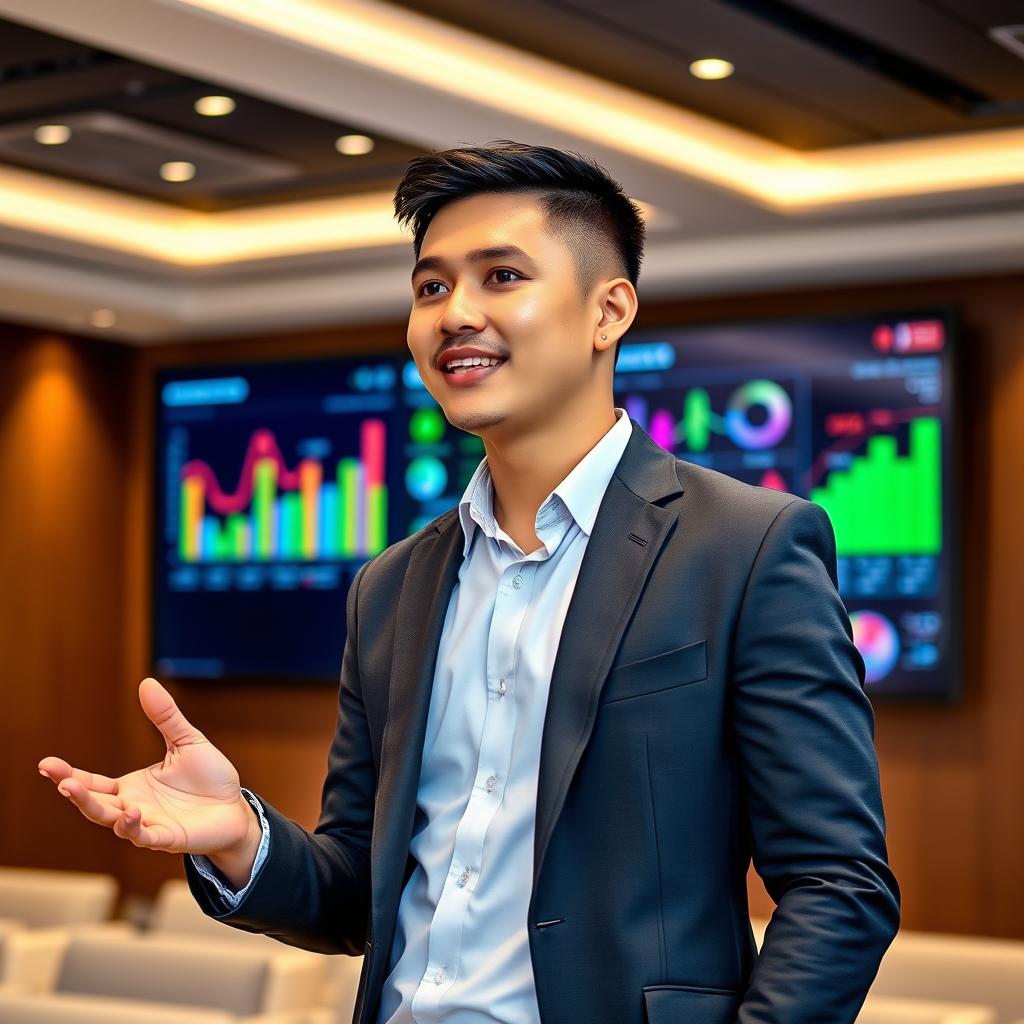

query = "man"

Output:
[[40, 141, 899, 1024]]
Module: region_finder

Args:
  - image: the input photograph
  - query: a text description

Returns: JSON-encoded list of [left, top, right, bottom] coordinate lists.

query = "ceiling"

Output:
[[0, 16, 424, 210], [392, 0, 1024, 149], [0, 0, 1022, 344]]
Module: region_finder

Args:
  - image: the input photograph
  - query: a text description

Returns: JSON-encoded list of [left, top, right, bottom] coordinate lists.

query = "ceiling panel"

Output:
[[780, 0, 1024, 109], [0, 15, 425, 210], [392, 0, 1024, 147]]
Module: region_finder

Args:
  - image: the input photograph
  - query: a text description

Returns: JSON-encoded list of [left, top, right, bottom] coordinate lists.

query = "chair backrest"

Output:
[[150, 880, 276, 949], [870, 930, 1024, 1022], [55, 931, 269, 1016], [0, 869, 116, 929], [0, 991, 235, 1024], [150, 878, 330, 1011]]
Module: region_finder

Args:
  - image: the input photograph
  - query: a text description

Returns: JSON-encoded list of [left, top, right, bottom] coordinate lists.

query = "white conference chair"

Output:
[[0, 868, 116, 929]]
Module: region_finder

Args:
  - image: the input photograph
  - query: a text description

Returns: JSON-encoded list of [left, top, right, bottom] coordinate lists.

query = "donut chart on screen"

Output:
[[725, 379, 793, 450], [850, 610, 901, 685]]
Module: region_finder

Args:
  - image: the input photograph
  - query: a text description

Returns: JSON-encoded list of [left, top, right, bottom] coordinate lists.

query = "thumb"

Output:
[[138, 677, 204, 749]]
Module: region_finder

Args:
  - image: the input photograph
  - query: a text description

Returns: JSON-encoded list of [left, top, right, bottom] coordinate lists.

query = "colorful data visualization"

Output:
[[153, 357, 401, 681], [153, 312, 957, 697], [177, 422, 388, 564], [615, 313, 958, 699]]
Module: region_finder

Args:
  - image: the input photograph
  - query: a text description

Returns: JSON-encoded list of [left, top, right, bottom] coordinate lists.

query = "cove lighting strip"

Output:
[[184, 0, 1024, 208]]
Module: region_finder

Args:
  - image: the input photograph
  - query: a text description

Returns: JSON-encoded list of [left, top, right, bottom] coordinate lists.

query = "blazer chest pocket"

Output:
[[643, 984, 741, 1024], [600, 639, 707, 705]]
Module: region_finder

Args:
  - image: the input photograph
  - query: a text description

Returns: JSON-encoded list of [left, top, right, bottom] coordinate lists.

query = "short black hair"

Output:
[[393, 140, 645, 298]]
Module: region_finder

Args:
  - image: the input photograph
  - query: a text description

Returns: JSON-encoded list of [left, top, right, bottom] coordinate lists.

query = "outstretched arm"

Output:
[[731, 499, 900, 1023], [183, 556, 379, 956]]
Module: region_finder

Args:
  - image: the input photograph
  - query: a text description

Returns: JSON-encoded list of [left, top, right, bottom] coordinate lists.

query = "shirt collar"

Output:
[[457, 407, 633, 557]]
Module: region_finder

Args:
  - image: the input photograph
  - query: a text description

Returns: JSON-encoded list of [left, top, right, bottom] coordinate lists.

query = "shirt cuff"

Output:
[[189, 787, 270, 910]]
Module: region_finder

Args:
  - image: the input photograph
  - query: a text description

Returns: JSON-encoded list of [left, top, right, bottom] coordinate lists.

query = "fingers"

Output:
[[112, 807, 176, 850], [38, 757, 118, 795], [53, 778, 123, 828], [137, 677, 204, 750]]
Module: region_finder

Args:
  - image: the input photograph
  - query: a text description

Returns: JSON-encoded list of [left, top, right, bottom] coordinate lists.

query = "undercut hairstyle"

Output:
[[393, 140, 645, 299]]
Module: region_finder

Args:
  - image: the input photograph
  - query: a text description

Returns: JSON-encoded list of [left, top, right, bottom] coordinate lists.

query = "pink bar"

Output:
[[361, 418, 386, 488]]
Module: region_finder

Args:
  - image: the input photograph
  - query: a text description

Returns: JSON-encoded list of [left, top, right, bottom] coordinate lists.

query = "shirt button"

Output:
[[456, 868, 471, 888], [485, 775, 497, 792], [434, 967, 446, 985], [497, 678, 507, 697], [511, 574, 523, 589]]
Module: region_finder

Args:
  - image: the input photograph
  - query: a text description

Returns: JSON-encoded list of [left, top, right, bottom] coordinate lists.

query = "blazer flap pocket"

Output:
[[601, 639, 707, 705], [643, 984, 741, 1024]]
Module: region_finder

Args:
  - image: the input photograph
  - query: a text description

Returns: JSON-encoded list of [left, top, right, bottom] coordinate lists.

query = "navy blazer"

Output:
[[186, 419, 900, 1024]]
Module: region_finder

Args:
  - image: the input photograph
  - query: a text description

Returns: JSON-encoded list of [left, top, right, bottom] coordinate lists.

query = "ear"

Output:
[[593, 278, 638, 356]]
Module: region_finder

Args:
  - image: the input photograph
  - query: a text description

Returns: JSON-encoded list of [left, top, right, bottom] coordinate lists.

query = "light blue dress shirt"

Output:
[[194, 408, 634, 1024]]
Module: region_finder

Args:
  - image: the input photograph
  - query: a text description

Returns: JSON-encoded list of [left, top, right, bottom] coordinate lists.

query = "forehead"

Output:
[[418, 192, 568, 262]]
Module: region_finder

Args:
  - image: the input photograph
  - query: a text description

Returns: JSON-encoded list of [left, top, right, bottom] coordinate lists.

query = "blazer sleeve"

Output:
[[730, 498, 900, 1023], [183, 555, 378, 956]]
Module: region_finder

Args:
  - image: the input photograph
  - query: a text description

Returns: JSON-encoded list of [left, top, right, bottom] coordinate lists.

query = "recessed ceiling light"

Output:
[[161, 161, 196, 182], [689, 58, 734, 81], [35, 124, 71, 145], [335, 133, 374, 156], [194, 95, 236, 117], [89, 308, 117, 328]]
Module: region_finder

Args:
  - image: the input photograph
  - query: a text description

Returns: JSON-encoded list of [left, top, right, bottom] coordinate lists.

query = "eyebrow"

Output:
[[411, 244, 539, 282]]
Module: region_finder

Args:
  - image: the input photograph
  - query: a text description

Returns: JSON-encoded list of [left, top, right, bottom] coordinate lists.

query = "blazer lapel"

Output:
[[532, 423, 684, 890], [368, 513, 463, 965]]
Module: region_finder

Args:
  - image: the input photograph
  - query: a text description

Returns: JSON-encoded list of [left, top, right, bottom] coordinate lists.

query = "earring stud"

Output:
[[601, 334, 607, 340]]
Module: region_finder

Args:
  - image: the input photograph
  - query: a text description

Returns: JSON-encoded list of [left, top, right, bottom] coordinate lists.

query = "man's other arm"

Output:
[[730, 499, 900, 1023]]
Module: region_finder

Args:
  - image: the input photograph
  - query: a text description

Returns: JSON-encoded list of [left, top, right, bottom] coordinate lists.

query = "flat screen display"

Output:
[[153, 308, 959, 699], [615, 310, 959, 700]]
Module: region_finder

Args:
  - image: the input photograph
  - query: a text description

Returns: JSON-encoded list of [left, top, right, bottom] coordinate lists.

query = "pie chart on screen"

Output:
[[850, 610, 900, 685]]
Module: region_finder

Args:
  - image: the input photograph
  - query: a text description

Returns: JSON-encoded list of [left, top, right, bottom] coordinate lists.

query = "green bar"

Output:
[[281, 492, 303, 560], [366, 483, 388, 555], [684, 387, 711, 453], [864, 435, 895, 553], [338, 458, 360, 557], [847, 458, 870, 555], [212, 521, 231, 561], [226, 514, 247, 560], [828, 471, 851, 555], [178, 482, 191, 562], [253, 459, 276, 559], [911, 417, 941, 554]]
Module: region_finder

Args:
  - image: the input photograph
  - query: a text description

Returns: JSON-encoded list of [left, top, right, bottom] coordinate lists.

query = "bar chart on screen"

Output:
[[177, 421, 388, 564]]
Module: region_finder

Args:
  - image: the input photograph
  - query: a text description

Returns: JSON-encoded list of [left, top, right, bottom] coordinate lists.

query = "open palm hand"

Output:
[[39, 678, 254, 856]]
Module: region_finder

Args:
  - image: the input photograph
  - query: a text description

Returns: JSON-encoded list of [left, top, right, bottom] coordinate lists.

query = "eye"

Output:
[[488, 268, 523, 284], [416, 280, 448, 298]]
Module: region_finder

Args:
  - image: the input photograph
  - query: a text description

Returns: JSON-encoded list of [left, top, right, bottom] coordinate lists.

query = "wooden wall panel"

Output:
[[0, 329, 132, 878]]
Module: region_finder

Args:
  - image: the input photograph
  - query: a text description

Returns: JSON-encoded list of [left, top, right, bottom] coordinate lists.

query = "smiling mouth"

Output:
[[442, 357, 508, 374], [441, 358, 508, 384]]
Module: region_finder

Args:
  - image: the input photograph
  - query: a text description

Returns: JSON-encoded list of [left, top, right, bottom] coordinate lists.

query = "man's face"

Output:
[[406, 192, 606, 440]]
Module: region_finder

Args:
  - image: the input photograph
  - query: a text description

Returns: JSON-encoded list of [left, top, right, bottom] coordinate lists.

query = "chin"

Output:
[[443, 403, 507, 436]]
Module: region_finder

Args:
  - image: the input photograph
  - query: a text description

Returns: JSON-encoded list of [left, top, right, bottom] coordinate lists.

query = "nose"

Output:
[[435, 280, 486, 338]]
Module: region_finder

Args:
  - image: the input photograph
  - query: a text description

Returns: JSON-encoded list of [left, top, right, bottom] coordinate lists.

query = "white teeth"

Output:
[[446, 356, 503, 371]]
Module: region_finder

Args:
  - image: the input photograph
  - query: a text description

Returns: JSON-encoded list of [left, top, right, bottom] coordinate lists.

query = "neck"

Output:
[[485, 398, 618, 553]]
